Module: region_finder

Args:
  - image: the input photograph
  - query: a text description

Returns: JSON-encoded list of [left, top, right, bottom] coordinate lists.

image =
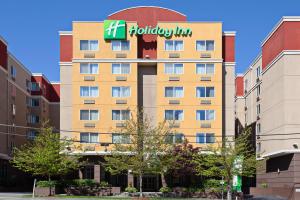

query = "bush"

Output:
[[204, 179, 226, 189], [159, 186, 171, 193], [36, 180, 57, 187], [99, 181, 110, 187], [72, 179, 98, 187], [125, 186, 137, 193]]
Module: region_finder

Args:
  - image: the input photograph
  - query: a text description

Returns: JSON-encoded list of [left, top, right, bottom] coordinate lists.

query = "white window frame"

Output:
[[80, 86, 99, 98], [164, 87, 184, 98], [80, 132, 99, 143], [111, 63, 131, 74], [164, 63, 184, 75], [196, 110, 215, 121], [164, 40, 184, 51], [164, 110, 184, 121], [80, 110, 99, 121], [196, 63, 215, 75], [80, 63, 99, 74], [112, 110, 131, 121], [196, 133, 215, 144], [111, 40, 130, 51], [112, 86, 131, 98], [196, 86, 215, 98], [196, 40, 215, 51], [80, 40, 99, 51]]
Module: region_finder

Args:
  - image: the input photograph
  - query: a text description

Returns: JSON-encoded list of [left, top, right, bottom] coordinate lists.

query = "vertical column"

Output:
[[94, 164, 101, 183], [127, 170, 134, 187], [78, 169, 83, 179]]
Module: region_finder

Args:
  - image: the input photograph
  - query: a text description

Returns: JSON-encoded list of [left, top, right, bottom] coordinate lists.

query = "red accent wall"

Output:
[[31, 76, 60, 102], [108, 7, 186, 59], [60, 35, 73, 62], [0, 40, 8, 70], [222, 35, 235, 62], [262, 21, 300, 70], [235, 76, 244, 97]]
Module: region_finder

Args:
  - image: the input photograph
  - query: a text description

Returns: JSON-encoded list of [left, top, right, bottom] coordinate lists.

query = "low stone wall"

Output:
[[34, 187, 56, 197]]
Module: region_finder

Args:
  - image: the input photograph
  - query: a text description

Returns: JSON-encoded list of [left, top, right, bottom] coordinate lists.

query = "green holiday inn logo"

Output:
[[104, 20, 192, 40], [104, 20, 127, 40]]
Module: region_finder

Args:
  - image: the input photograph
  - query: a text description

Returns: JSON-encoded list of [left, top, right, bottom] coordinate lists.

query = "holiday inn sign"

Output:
[[104, 20, 192, 40]]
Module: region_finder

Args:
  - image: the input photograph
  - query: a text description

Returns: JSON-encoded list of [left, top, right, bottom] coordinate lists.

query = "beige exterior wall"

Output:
[[62, 21, 228, 152]]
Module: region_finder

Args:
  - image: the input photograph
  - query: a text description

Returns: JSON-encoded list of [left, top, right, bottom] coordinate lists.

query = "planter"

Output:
[[34, 186, 56, 197], [111, 187, 121, 195]]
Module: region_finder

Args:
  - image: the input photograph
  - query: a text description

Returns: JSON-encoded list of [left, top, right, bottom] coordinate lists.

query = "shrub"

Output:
[[99, 181, 110, 187], [204, 179, 226, 189], [36, 180, 57, 187], [125, 186, 137, 193], [159, 186, 171, 193], [72, 179, 98, 187]]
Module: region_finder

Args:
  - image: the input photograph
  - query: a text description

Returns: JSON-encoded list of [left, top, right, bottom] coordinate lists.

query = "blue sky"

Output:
[[1, 0, 300, 81]]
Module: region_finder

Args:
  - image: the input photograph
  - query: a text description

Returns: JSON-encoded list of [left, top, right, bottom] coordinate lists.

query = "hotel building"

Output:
[[235, 17, 300, 199], [59, 6, 236, 190], [0, 36, 60, 187]]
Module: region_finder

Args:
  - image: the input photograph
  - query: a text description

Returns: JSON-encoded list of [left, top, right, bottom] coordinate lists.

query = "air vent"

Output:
[[116, 76, 127, 81], [169, 77, 180, 81], [201, 123, 211, 128], [201, 100, 211, 105], [201, 77, 211, 81], [116, 99, 127, 104], [116, 53, 127, 58], [84, 76, 95, 81], [169, 100, 180, 105], [84, 53, 95, 58], [169, 53, 180, 58]]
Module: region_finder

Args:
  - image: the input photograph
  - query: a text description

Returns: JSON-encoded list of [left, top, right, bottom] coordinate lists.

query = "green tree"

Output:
[[11, 123, 82, 195], [104, 110, 176, 197], [193, 128, 260, 200]]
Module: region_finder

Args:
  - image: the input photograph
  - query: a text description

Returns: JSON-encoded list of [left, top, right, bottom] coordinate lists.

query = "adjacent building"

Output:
[[0, 36, 60, 187], [59, 6, 236, 190], [235, 17, 300, 199]]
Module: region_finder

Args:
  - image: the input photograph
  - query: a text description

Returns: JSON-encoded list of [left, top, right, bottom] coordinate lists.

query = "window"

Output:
[[165, 87, 183, 98], [27, 130, 38, 140], [80, 63, 98, 74], [112, 134, 130, 144], [10, 66, 16, 78], [256, 123, 261, 134], [244, 79, 248, 91], [26, 80, 31, 91], [27, 115, 39, 124], [165, 110, 184, 121], [31, 82, 40, 91], [196, 87, 215, 97], [80, 40, 98, 51], [111, 40, 130, 51], [82, 166, 94, 179], [27, 98, 39, 107], [257, 104, 261, 115], [80, 133, 99, 143], [196, 64, 215, 75], [165, 134, 184, 144], [196, 40, 215, 51], [80, 110, 99, 120], [196, 133, 215, 144], [165, 40, 183, 51], [257, 84, 261, 96], [257, 142, 261, 153], [80, 86, 99, 97], [112, 87, 131, 97], [164, 63, 184, 74], [112, 63, 130, 74], [12, 104, 16, 115], [196, 110, 215, 121], [256, 66, 261, 77], [112, 110, 130, 120]]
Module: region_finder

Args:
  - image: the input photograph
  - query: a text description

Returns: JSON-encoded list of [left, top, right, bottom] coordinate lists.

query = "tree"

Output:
[[193, 127, 260, 200], [104, 110, 176, 197], [11, 123, 82, 195]]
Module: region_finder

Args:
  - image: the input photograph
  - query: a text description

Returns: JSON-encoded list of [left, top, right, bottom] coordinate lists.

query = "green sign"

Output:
[[233, 175, 242, 192], [129, 25, 192, 38], [103, 20, 192, 39], [104, 20, 126, 40]]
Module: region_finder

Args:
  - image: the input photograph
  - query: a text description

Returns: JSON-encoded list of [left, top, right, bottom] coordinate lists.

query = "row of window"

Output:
[[79, 110, 215, 121], [80, 132, 215, 144], [80, 40, 215, 52], [80, 63, 215, 75], [80, 86, 215, 98]]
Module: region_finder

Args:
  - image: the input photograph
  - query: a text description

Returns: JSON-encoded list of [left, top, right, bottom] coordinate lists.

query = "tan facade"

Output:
[[60, 8, 236, 154]]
